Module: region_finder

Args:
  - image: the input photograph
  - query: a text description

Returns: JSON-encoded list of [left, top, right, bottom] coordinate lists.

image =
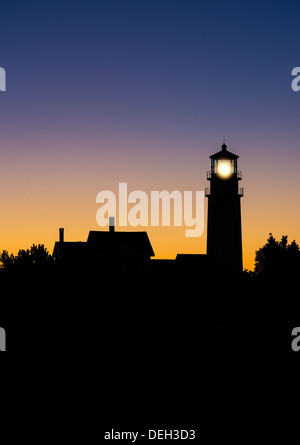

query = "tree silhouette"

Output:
[[15, 244, 52, 267], [254, 233, 300, 280], [0, 250, 14, 270], [0, 244, 53, 272]]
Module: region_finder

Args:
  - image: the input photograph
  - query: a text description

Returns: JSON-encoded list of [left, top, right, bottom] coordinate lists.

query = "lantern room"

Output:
[[208, 143, 240, 179]]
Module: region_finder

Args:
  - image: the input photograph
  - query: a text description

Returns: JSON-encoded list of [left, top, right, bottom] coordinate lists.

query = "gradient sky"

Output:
[[0, 0, 300, 270]]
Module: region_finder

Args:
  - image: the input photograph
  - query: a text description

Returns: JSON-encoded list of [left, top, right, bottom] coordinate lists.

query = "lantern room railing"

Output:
[[207, 170, 242, 179], [205, 187, 244, 197]]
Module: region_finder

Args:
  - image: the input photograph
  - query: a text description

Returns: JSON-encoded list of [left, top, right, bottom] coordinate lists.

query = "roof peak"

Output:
[[210, 142, 239, 159]]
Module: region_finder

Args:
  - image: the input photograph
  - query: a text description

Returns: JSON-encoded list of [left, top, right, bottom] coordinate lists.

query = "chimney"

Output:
[[109, 217, 115, 233], [59, 228, 64, 243]]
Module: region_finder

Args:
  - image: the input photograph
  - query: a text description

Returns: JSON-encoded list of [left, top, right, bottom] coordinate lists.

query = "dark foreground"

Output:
[[0, 263, 299, 425]]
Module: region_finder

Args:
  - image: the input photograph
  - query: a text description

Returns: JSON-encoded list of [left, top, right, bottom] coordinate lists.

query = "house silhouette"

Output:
[[53, 221, 154, 274]]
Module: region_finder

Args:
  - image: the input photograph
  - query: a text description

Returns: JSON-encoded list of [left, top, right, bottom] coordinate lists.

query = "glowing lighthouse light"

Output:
[[217, 160, 232, 178]]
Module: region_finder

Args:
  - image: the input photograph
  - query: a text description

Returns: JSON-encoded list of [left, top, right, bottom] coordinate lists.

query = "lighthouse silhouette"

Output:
[[205, 142, 243, 273]]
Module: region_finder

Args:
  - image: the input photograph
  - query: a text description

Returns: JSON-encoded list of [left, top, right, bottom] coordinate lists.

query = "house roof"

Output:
[[210, 143, 239, 160], [87, 231, 155, 257], [53, 241, 87, 260]]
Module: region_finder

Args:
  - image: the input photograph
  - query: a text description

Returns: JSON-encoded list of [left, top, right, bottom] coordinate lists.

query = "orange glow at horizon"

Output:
[[0, 138, 300, 273]]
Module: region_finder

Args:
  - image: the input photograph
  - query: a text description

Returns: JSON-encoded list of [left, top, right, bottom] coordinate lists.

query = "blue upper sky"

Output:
[[0, 0, 299, 155]]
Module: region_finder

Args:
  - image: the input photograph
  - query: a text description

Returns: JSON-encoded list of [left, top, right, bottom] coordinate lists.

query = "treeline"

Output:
[[0, 234, 299, 277], [252, 233, 300, 279], [0, 244, 53, 272]]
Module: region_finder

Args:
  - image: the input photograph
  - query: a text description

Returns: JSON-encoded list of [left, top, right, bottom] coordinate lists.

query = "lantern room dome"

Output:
[[210, 143, 239, 160]]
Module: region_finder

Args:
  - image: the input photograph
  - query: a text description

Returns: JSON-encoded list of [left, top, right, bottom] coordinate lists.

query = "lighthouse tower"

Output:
[[205, 143, 243, 273]]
